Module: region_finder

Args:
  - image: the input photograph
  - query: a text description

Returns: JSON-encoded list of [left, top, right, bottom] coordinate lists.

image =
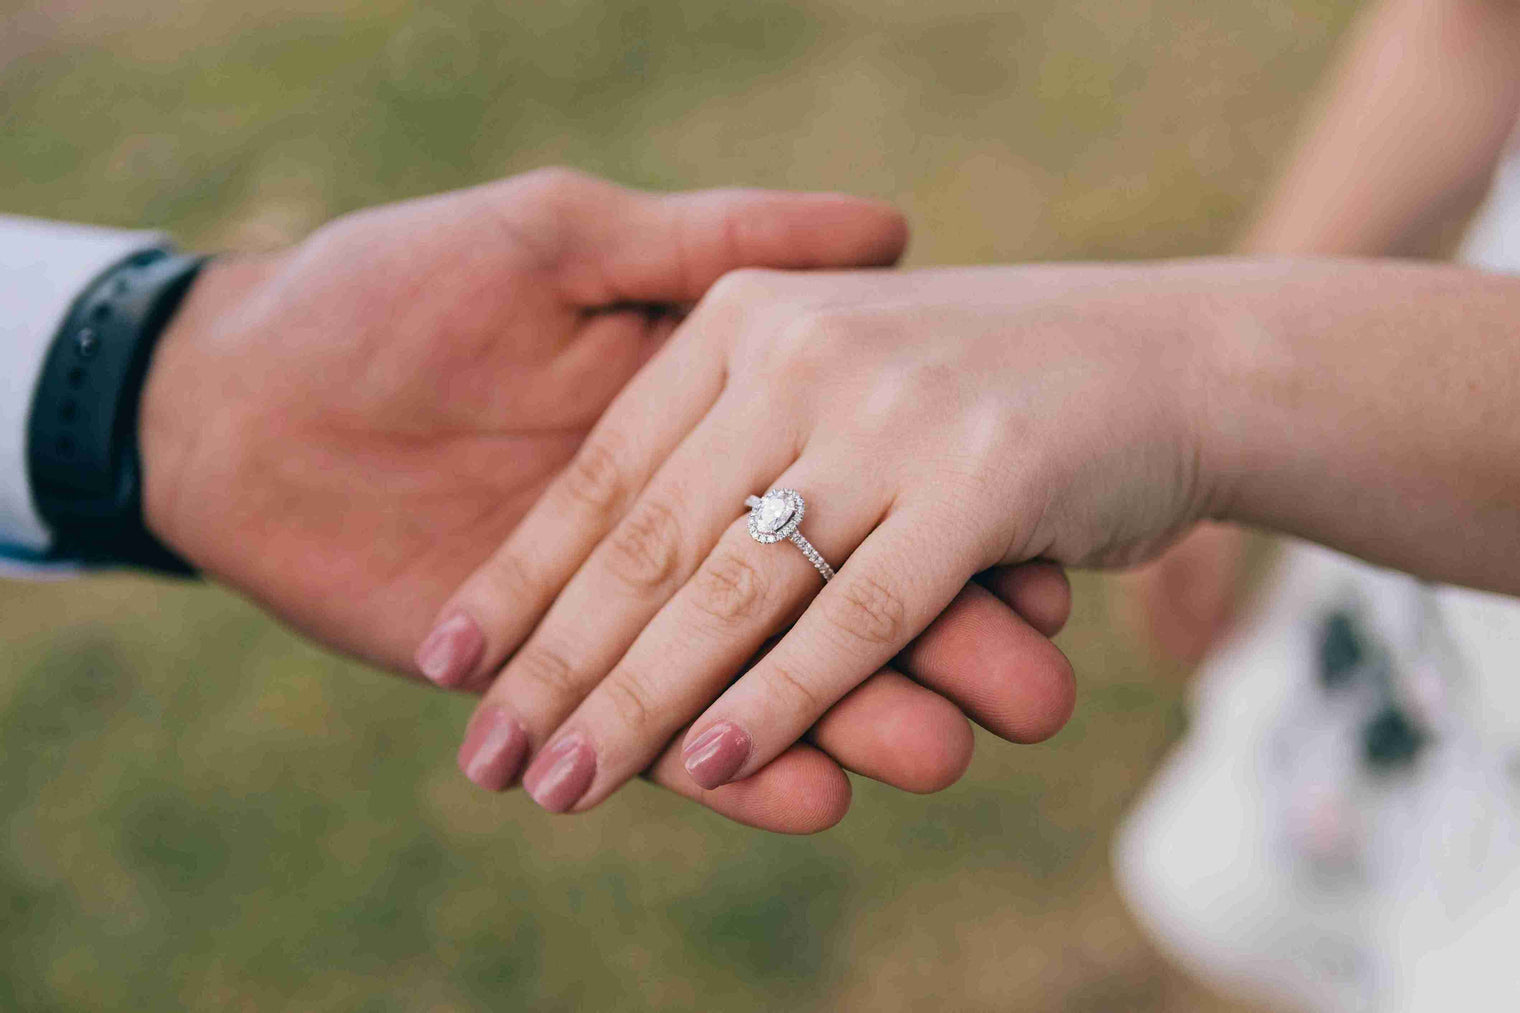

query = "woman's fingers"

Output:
[[510, 469, 889, 813], [498, 470, 1075, 811], [414, 324, 728, 692], [450, 395, 799, 788], [681, 503, 985, 790], [457, 693, 855, 834], [457, 705, 532, 790], [455, 566, 1072, 802], [452, 568, 1067, 804]]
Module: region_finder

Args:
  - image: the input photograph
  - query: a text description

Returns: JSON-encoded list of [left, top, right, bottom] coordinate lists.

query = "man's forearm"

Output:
[[1245, 0, 1520, 257], [1199, 257, 1520, 592]]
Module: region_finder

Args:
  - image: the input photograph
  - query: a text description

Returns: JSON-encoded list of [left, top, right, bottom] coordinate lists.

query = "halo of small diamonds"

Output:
[[743, 488, 834, 582], [746, 488, 805, 544]]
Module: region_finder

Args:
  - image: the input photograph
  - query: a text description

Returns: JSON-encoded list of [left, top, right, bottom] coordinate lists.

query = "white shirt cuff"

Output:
[[0, 215, 165, 563]]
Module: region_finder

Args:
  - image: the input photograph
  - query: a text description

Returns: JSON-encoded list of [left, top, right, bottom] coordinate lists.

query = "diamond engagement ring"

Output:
[[744, 488, 835, 582]]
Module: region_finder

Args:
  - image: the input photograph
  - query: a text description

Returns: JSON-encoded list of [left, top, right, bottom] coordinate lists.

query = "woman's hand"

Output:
[[428, 262, 1218, 813]]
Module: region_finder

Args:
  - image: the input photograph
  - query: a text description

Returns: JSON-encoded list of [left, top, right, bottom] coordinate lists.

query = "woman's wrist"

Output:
[[1061, 258, 1261, 538], [1182, 258, 1288, 528], [1187, 258, 1392, 533], [1188, 257, 1520, 592]]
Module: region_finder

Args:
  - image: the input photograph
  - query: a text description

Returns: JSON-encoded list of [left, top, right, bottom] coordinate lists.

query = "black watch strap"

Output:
[[26, 247, 208, 576]]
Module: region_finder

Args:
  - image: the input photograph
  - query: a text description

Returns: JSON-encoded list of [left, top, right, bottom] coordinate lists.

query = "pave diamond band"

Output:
[[744, 489, 836, 582]]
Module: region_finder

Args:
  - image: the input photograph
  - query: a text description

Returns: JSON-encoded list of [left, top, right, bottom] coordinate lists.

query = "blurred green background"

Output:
[[1, 1, 1359, 1009]]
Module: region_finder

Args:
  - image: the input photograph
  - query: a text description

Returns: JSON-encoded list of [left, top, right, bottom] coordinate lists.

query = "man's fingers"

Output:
[[897, 582, 1076, 744], [808, 668, 974, 794], [500, 169, 909, 305], [980, 561, 1072, 638], [607, 187, 909, 301], [643, 734, 852, 835]]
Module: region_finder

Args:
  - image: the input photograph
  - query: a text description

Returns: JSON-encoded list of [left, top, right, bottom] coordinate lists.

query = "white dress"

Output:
[[1114, 140, 1520, 1013]]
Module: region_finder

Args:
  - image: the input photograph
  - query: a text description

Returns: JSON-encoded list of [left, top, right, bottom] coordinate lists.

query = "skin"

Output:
[[136, 168, 1076, 833], [1128, 0, 1520, 662], [436, 256, 1520, 815]]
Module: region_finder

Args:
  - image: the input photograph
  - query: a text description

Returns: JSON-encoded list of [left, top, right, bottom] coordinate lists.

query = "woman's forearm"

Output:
[[1200, 258, 1520, 592], [1245, 0, 1520, 257]]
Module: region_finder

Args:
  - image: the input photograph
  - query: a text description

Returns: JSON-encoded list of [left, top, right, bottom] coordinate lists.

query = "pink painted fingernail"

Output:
[[415, 612, 484, 687], [522, 735, 596, 813], [682, 722, 751, 789], [456, 706, 529, 791]]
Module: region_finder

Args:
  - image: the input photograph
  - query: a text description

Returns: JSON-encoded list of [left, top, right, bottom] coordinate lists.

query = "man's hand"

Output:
[[133, 169, 1074, 832]]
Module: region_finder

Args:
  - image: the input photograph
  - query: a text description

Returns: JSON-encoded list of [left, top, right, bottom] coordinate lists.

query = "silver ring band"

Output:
[[744, 489, 836, 582]]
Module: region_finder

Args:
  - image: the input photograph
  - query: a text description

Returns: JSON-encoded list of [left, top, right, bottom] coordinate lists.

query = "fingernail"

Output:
[[522, 735, 596, 813], [456, 706, 529, 791], [682, 722, 751, 789], [416, 612, 484, 687]]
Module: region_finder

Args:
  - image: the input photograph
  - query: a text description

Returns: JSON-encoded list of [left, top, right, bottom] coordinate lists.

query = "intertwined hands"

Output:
[[138, 170, 1074, 831]]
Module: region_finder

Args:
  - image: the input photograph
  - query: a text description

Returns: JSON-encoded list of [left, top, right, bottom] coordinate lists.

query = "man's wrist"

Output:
[[26, 247, 213, 573], [138, 253, 280, 568]]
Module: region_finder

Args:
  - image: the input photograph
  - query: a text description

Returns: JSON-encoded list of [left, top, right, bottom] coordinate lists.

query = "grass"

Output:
[[0, 1, 1359, 1008]]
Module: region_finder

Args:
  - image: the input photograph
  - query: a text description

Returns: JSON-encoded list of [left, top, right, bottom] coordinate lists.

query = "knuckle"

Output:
[[478, 546, 539, 604], [819, 574, 909, 647], [770, 310, 826, 364], [515, 166, 592, 204], [765, 308, 858, 377], [603, 500, 682, 591], [703, 267, 780, 313], [477, 168, 598, 269], [959, 394, 1029, 467], [695, 270, 786, 339], [509, 642, 579, 698], [690, 545, 768, 626], [600, 669, 660, 736], [898, 359, 962, 404], [767, 663, 827, 714], [560, 439, 626, 513], [855, 359, 950, 439]]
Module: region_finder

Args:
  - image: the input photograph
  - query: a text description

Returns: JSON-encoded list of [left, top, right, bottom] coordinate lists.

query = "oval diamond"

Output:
[[754, 491, 794, 534]]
